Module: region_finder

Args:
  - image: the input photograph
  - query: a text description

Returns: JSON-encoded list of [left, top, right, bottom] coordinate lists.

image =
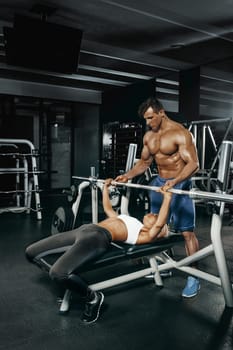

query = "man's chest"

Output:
[[147, 133, 178, 156]]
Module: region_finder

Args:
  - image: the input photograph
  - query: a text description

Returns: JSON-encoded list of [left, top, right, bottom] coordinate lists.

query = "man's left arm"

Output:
[[148, 189, 172, 239]]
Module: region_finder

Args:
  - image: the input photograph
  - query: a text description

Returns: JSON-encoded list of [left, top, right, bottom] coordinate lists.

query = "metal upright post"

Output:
[[90, 166, 98, 223], [211, 140, 233, 306], [120, 143, 137, 215]]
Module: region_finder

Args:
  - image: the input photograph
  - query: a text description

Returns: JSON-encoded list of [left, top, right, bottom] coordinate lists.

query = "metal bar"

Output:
[[59, 290, 72, 313], [149, 256, 163, 287], [158, 244, 214, 271], [220, 119, 233, 145], [121, 143, 137, 215], [211, 133, 233, 173], [210, 206, 233, 307], [90, 167, 98, 223], [89, 266, 154, 291], [16, 158, 21, 207], [72, 176, 233, 204], [0, 206, 28, 213], [125, 143, 137, 172], [26, 178, 33, 214], [193, 124, 197, 146], [111, 181, 233, 203], [207, 125, 217, 152], [71, 181, 90, 228], [0, 167, 28, 171], [176, 266, 222, 286], [24, 157, 29, 207], [0, 171, 45, 174], [189, 118, 232, 125], [201, 124, 206, 170], [0, 152, 38, 156], [217, 141, 233, 191]]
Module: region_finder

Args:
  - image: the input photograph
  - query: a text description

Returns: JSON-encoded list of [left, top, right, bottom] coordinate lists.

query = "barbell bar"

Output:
[[72, 176, 233, 204]]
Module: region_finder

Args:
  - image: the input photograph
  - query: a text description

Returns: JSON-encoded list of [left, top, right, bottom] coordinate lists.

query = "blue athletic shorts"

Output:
[[149, 176, 195, 232]]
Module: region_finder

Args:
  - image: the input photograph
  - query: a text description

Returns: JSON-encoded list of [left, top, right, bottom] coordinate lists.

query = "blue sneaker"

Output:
[[182, 276, 200, 298]]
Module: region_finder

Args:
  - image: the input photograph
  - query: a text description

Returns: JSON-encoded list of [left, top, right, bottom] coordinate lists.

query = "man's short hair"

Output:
[[138, 97, 164, 117]]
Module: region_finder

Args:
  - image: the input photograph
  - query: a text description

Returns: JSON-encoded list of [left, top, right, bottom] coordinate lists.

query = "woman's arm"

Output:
[[102, 178, 118, 218], [148, 187, 172, 239]]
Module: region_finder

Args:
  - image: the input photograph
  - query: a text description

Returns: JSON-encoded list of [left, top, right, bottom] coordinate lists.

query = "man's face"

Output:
[[143, 106, 163, 132]]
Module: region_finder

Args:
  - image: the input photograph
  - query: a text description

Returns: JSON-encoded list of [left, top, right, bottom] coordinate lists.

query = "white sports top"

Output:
[[117, 214, 144, 244]]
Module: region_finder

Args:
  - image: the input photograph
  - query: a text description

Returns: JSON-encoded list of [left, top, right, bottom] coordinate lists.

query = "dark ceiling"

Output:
[[0, 0, 232, 115]]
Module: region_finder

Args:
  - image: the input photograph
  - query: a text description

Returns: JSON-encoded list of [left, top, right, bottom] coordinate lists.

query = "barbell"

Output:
[[72, 176, 233, 204]]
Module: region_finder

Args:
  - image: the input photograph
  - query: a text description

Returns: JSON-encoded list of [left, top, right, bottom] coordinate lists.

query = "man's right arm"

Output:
[[102, 179, 117, 218], [115, 136, 153, 182]]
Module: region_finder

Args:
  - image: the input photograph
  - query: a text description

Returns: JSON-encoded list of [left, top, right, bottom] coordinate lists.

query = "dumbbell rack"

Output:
[[0, 138, 42, 220]]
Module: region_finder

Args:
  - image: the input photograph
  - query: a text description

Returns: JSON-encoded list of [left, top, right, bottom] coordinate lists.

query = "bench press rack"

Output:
[[53, 141, 233, 313]]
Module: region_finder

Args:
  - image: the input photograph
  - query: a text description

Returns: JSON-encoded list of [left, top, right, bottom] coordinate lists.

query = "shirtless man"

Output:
[[25, 179, 172, 324], [115, 97, 200, 298]]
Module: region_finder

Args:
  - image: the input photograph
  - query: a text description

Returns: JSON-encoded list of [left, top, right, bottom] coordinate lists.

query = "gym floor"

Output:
[[1, 193, 233, 350]]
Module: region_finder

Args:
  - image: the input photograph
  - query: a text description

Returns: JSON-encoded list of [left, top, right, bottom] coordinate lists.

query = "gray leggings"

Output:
[[25, 224, 112, 297]]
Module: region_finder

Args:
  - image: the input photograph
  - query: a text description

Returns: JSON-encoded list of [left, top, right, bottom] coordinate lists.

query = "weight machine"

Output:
[[0, 138, 42, 219], [189, 117, 233, 192]]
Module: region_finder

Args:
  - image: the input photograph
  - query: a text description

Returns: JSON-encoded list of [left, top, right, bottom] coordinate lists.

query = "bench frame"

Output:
[[58, 209, 233, 313]]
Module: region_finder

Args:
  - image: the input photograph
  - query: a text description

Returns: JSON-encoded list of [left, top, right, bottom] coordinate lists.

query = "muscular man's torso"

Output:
[[144, 120, 189, 178]]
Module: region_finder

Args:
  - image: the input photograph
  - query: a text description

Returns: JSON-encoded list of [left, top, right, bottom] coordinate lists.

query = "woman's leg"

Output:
[[26, 224, 111, 323], [26, 224, 111, 296], [49, 225, 111, 295], [25, 227, 79, 271]]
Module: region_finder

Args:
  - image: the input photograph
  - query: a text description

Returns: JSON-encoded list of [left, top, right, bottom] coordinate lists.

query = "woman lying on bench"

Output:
[[25, 179, 172, 324]]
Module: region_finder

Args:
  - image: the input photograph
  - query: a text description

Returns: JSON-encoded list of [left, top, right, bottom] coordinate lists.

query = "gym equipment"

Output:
[[51, 206, 74, 234], [72, 177, 233, 204], [74, 141, 233, 206], [188, 118, 233, 192], [50, 184, 79, 234], [0, 138, 42, 219], [50, 144, 139, 232], [189, 118, 233, 169], [48, 233, 185, 313], [49, 141, 233, 313], [62, 184, 78, 203]]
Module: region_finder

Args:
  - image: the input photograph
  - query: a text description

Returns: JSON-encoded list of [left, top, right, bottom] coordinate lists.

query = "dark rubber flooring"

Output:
[[1, 195, 233, 350]]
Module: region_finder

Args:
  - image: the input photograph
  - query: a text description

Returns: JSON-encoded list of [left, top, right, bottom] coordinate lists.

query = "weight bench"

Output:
[[57, 233, 184, 313], [58, 207, 233, 314], [45, 204, 233, 315]]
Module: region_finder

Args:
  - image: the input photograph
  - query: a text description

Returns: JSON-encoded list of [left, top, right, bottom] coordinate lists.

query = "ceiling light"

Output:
[[170, 43, 185, 49]]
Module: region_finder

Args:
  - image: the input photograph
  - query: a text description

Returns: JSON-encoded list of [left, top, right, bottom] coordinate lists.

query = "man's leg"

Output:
[[182, 230, 199, 257], [181, 230, 200, 298], [170, 180, 200, 298]]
